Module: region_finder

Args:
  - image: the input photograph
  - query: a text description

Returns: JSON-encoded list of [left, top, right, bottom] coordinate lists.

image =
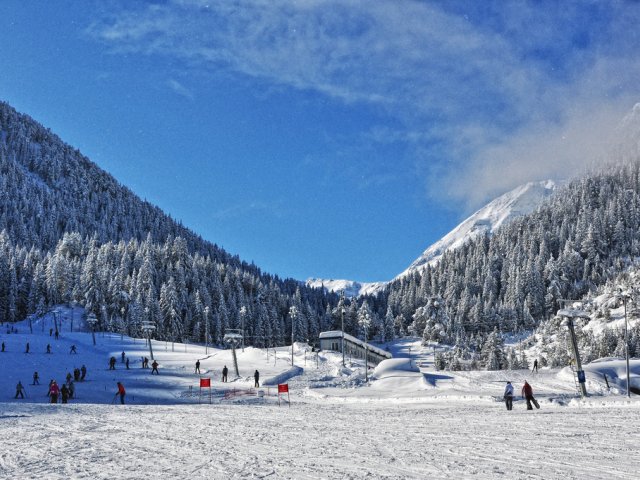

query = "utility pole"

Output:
[[87, 314, 98, 346], [239, 306, 246, 352], [619, 290, 632, 399], [289, 306, 298, 367], [142, 320, 156, 360], [204, 306, 209, 355], [364, 330, 369, 382], [558, 308, 589, 398], [340, 290, 345, 368]]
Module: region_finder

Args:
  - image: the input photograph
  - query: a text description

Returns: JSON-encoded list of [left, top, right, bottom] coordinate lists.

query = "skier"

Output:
[[61, 384, 69, 404], [121, 351, 126, 363], [54, 330, 59, 340], [151, 360, 159, 375], [66, 372, 72, 384], [14, 381, 25, 399], [116, 382, 126, 404], [49, 380, 60, 403], [1, 341, 4, 352], [70, 345, 77, 354], [49, 328, 53, 337], [33, 371, 40, 385], [222, 365, 228, 382], [195, 360, 201, 374], [68, 380, 75, 399], [80, 365, 87, 381], [532, 359, 539, 373], [254, 370, 260, 388], [73, 368, 80, 382], [46, 343, 51, 354], [109, 356, 117, 370], [504, 381, 514, 411], [125, 357, 130, 370], [25, 342, 30, 354], [143, 357, 149, 369], [521, 380, 540, 410]]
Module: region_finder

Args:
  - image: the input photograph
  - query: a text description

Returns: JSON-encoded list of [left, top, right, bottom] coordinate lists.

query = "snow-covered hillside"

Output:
[[395, 180, 557, 281]]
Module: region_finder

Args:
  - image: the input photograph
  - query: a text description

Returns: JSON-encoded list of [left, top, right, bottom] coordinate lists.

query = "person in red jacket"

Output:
[[521, 380, 540, 410], [49, 380, 60, 404], [116, 382, 126, 404]]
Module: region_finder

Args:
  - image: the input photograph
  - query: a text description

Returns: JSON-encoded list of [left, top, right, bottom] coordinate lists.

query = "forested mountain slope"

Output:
[[0, 102, 335, 345], [374, 160, 640, 368]]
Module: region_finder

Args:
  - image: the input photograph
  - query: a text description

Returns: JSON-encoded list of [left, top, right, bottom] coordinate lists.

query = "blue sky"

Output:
[[2, 1, 640, 282]]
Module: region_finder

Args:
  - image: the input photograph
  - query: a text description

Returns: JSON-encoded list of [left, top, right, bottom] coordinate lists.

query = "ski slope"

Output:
[[1, 309, 640, 479]]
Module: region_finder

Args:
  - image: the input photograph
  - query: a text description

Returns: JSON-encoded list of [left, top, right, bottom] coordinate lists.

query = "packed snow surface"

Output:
[[1, 310, 639, 479]]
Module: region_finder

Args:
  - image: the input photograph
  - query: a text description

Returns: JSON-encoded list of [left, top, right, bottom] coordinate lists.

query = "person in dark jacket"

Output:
[[116, 382, 126, 404], [80, 365, 87, 381], [151, 360, 159, 374], [521, 380, 539, 410], [25, 342, 30, 354], [195, 360, 201, 374], [503, 381, 514, 411], [61, 384, 69, 404], [14, 381, 25, 399], [222, 365, 228, 382], [33, 371, 40, 385], [254, 370, 260, 388], [109, 356, 117, 370]]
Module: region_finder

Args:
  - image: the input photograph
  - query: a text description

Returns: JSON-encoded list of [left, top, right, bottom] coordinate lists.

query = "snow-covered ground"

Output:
[[1, 309, 640, 479]]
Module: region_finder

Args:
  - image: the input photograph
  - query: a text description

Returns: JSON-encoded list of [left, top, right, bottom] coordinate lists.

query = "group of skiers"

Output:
[[41, 378, 72, 403], [0, 339, 79, 354], [503, 380, 540, 410], [14, 365, 88, 402]]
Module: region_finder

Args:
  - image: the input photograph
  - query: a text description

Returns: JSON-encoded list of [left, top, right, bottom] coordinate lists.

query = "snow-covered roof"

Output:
[[319, 330, 392, 359]]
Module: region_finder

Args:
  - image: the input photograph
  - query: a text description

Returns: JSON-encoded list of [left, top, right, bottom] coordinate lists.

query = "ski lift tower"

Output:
[[223, 329, 243, 378], [141, 321, 156, 360], [557, 307, 590, 398], [87, 313, 98, 346]]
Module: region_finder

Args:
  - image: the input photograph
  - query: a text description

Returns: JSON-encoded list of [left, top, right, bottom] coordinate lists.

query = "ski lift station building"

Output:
[[319, 330, 392, 366]]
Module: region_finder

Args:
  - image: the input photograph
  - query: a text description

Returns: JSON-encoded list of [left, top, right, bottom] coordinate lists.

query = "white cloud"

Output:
[[87, 0, 640, 209], [166, 79, 194, 100]]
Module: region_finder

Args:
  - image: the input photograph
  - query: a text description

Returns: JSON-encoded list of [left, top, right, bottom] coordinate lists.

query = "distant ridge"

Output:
[[395, 180, 557, 281], [309, 180, 557, 297]]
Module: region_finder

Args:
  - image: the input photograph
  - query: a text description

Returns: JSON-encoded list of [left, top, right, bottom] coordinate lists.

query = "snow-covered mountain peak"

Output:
[[305, 278, 384, 298], [395, 180, 557, 281], [308, 180, 557, 297]]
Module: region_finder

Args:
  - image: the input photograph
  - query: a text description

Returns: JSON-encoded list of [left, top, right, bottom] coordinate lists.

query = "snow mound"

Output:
[[372, 358, 420, 378], [369, 359, 428, 393]]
